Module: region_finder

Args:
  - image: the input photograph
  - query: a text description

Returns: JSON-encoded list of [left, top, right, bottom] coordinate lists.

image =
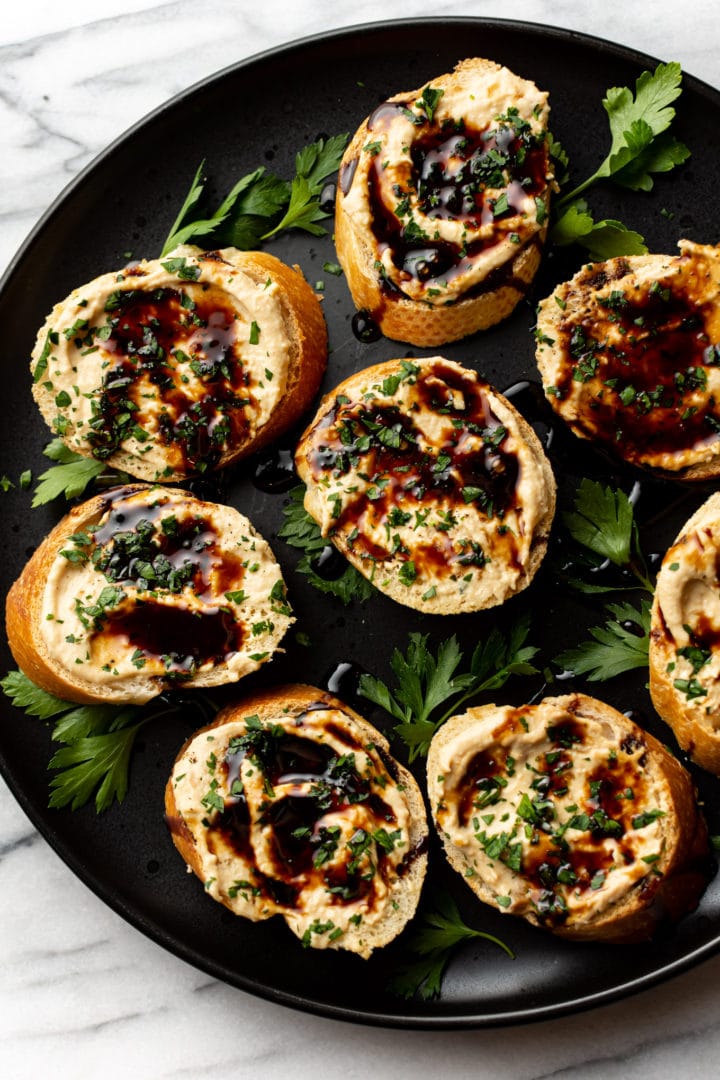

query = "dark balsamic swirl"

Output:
[[546, 252, 720, 467], [360, 98, 549, 303], [203, 709, 413, 919]]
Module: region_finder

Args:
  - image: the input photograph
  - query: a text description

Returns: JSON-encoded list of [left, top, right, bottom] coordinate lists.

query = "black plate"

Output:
[[2, 17, 720, 1029]]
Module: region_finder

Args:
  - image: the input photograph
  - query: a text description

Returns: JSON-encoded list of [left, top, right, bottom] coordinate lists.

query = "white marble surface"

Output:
[[2, 1, 720, 1076]]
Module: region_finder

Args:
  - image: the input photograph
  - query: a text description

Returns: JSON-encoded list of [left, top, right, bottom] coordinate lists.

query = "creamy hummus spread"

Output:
[[653, 495, 720, 728], [31, 246, 292, 480], [339, 58, 552, 304], [429, 699, 668, 928], [41, 486, 292, 702], [297, 356, 555, 612], [535, 241, 720, 473], [169, 704, 420, 956]]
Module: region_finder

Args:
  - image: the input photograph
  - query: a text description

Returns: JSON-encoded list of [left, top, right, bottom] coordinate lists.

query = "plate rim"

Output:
[[2, 14, 720, 1029]]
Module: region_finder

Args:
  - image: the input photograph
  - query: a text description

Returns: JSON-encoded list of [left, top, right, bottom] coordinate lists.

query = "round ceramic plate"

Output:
[[1, 17, 720, 1028]]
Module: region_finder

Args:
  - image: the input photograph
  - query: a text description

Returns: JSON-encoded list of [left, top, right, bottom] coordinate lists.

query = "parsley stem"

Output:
[[630, 561, 655, 595], [432, 676, 497, 733], [555, 175, 597, 209], [476, 931, 516, 959], [433, 688, 480, 733], [555, 167, 614, 209]]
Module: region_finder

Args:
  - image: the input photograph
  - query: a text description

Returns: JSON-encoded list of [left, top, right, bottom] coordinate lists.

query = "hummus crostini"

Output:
[[427, 694, 709, 941], [335, 57, 554, 346], [6, 485, 293, 704], [295, 356, 556, 613], [166, 684, 429, 957], [31, 246, 327, 481]]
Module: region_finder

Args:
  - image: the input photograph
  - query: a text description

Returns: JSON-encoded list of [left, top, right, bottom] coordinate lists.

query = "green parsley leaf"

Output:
[[32, 440, 109, 507], [261, 176, 326, 238], [557, 62, 690, 207], [262, 133, 349, 239], [160, 160, 211, 255], [48, 718, 142, 812], [551, 199, 648, 259], [548, 134, 570, 186], [294, 132, 350, 193], [1, 670, 75, 720], [160, 165, 288, 255], [562, 478, 652, 592], [632, 808, 666, 829], [417, 85, 444, 123], [160, 256, 200, 280], [1, 670, 146, 812], [554, 598, 651, 681], [160, 133, 347, 255], [387, 890, 513, 1001], [358, 615, 538, 761], [468, 613, 541, 690], [278, 485, 373, 605]]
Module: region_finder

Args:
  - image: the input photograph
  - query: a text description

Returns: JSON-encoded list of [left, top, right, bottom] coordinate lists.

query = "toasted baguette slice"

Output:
[[6, 485, 293, 704], [165, 684, 428, 958], [335, 57, 553, 347], [295, 356, 556, 613], [31, 246, 327, 481], [535, 241, 720, 479], [427, 694, 709, 942], [650, 492, 720, 773]]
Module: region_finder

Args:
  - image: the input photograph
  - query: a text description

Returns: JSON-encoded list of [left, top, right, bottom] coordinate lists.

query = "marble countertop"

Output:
[[2, 1, 720, 1076]]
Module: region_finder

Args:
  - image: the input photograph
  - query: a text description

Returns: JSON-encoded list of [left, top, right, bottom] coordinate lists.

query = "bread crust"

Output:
[[31, 247, 327, 482], [295, 356, 556, 613], [535, 240, 720, 479], [650, 492, 720, 772], [335, 57, 552, 347], [6, 484, 293, 704], [427, 694, 709, 942], [165, 683, 429, 957]]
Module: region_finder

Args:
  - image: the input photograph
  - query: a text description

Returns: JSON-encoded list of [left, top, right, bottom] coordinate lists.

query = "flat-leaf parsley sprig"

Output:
[[1, 671, 145, 812], [554, 479, 654, 682], [32, 439, 129, 508], [0, 670, 202, 813], [358, 616, 539, 761], [387, 890, 514, 1001], [551, 62, 690, 258], [561, 478, 653, 594], [161, 133, 348, 255], [555, 598, 651, 682], [278, 485, 374, 605]]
